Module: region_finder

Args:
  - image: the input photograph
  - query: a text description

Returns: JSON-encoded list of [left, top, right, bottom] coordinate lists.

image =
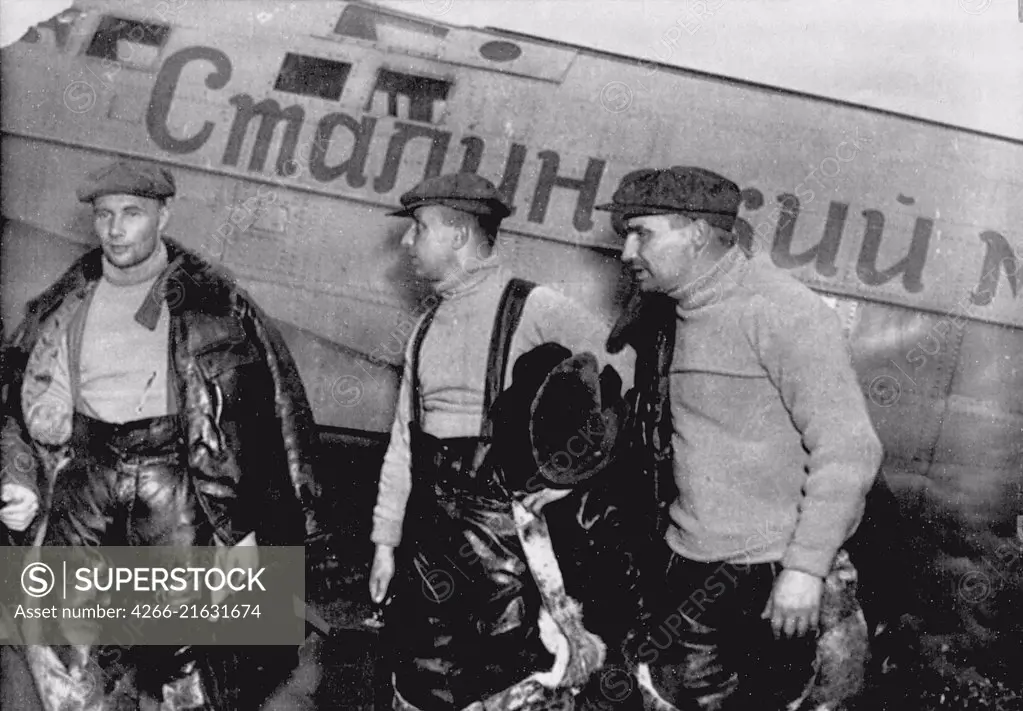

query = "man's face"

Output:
[[92, 194, 168, 269], [620, 213, 703, 293], [399, 204, 462, 284]]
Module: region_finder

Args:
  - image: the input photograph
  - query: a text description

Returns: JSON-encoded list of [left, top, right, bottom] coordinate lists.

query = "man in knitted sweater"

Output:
[[368, 172, 636, 710], [594, 167, 884, 709]]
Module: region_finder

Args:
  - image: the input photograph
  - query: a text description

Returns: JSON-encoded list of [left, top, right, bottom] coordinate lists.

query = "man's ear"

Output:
[[693, 219, 720, 254], [451, 224, 471, 250], [694, 219, 712, 245], [157, 203, 171, 233]]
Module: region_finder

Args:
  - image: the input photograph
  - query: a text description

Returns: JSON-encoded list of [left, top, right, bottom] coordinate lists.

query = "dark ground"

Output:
[[295, 432, 1023, 709], [3, 438, 1019, 708], [312, 569, 1023, 710]]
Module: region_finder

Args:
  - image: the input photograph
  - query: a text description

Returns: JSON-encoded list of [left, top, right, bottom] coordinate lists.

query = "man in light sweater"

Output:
[[368, 172, 636, 710], [0, 159, 328, 710], [594, 167, 884, 709]]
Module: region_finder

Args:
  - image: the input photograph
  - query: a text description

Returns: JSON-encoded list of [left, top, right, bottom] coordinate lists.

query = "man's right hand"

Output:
[[1, 483, 39, 532], [369, 544, 395, 603]]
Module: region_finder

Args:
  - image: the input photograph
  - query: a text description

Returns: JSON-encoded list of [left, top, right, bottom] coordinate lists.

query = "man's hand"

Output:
[[212, 531, 258, 606], [762, 568, 823, 639], [1, 483, 39, 531], [369, 544, 395, 604]]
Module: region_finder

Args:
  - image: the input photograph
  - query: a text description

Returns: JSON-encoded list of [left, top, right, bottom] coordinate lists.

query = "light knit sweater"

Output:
[[78, 242, 173, 423], [665, 248, 883, 579], [35, 240, 173, 427], [371, 255, 635, 547]]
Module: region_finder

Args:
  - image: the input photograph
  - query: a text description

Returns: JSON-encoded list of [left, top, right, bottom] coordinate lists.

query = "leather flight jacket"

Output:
[[0, 237, 324, 551]]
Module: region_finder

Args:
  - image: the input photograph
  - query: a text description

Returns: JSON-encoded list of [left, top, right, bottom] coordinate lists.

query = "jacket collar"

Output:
[[21, 237, 234, 338]]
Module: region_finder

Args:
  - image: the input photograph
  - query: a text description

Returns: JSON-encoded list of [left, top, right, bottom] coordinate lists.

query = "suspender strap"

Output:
[[409, 302, 441, 431], [407, 278, 536, 436], [480, 278, 536, 440]]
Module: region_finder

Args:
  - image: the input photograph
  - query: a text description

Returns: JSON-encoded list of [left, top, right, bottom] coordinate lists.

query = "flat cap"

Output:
[[389, 172, 511, 220], [594, 166, 740, 231], [76, 159, 176, 203]]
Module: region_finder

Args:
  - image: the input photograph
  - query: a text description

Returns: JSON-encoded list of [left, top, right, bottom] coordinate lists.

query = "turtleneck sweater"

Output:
[[665, 248, 883, 578], [78, 239, 173, 423], [371, 254, 636, 547]]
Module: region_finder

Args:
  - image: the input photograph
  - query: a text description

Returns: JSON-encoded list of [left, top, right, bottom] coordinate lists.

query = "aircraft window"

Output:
[[480, 40, 522, 62], [335, 5, 448, 42], [274, 53, 352, 101], [85, 16, 169, 67], [367, 69, 451, 124]]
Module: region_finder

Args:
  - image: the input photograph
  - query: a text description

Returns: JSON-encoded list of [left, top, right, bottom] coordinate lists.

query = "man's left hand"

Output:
[[212, 531, 258, 606], [762, 568, 823, 639]]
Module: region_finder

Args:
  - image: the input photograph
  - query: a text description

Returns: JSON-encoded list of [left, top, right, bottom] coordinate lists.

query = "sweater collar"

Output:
[[101, 238, 169, 287], [435, 252, 502, 301], [673, 247, 751, 313]]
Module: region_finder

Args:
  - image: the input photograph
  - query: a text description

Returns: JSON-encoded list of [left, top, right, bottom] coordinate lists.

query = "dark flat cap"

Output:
[[76, 159, 176, 203], [595, 166, 740, 231], [389, 172, 511, 220]]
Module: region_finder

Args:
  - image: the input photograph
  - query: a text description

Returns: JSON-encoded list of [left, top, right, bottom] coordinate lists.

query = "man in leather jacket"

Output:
[[0, 159, 327, 710]]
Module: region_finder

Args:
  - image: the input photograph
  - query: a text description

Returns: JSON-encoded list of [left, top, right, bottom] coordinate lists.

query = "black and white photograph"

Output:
[[0, 0, 1020, 709]]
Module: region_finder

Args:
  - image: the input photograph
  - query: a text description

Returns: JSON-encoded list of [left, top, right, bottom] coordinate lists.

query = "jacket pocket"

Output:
[[192, 325, 262, 380]]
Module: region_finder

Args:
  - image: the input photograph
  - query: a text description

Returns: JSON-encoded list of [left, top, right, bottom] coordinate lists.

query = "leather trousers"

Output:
[[43, 411, 205, 551], [38, 411, 211, 701], [28, 412, 310, 709], [385, 430, 552, 711], [641, 553, 817, 711]]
